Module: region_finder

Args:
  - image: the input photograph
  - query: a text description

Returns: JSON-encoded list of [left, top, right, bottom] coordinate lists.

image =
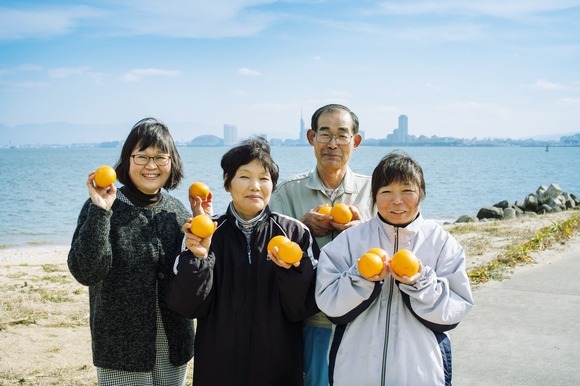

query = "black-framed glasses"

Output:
[[131, 154, 171, 166], [315, 132, 353, 145]]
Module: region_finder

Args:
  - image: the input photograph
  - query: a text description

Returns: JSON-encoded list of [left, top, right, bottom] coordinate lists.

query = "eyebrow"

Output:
[[318, 126, 351, 132]]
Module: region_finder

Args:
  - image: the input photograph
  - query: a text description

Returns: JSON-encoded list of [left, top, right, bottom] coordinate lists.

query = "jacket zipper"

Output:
[[242, 233, 252, 385], [381, 227, 399, 385]]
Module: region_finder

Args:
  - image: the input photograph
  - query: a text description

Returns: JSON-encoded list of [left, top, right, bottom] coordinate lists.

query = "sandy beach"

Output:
[[1, 210, 578, 385]]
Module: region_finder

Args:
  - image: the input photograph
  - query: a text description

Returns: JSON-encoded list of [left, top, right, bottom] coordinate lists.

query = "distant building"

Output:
[[299, 109, 309, 145], [223, 124, 238, 146], [386, 114, 409, 144]]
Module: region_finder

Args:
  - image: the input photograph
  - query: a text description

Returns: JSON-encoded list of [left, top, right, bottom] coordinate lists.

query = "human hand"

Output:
[[267, 247, 301, 269], [87, 171, 116, 210], [189, 192, 213, 217], [183, 219, 212, 258], [300, 205, 334, 237], [330, 204, 363, 232]]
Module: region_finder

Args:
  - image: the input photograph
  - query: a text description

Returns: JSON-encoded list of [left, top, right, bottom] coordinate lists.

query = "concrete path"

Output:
[[450, 237, 580, 385]]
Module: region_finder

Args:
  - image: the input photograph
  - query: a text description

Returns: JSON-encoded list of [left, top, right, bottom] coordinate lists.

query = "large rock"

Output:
[[503, 207, 517, 220], [546, 183, 563, 199], [524, 194, 538, 212], [455, 215, 478, 223], [537, 204, 553, 214], [477, 206, 504, 220], [494, 200, 510, 209]]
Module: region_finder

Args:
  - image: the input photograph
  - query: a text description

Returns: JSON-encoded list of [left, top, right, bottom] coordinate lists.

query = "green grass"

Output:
[[468, 212, 580, 284]]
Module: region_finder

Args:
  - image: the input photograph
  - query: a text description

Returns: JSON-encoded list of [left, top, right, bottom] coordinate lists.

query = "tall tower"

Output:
[[398, 115, 408, 143], [223, 124, 238, 146], [299, 108, 309, 144]]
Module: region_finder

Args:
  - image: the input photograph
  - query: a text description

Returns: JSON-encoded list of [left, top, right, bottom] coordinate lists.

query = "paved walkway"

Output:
[[450, 236, 580, 385]]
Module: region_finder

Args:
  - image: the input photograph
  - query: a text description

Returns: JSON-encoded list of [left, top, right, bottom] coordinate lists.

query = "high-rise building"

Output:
[[398, 115, 408, 143], [299, 108, 309, 144], [223, 124, 238, 146]]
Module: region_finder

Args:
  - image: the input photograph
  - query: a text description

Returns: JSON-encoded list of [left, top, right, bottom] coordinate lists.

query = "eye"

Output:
[[338, 134, 350, 140], [318, 133, 331, 139], [155, 155, 170, 162], [135, 155, 149, 162]]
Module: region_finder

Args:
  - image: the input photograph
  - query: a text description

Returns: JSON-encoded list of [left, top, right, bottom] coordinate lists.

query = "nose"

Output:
[[145, 157, 158, 168], [249, 178, 260, 190], [326, 136, 339, 148]]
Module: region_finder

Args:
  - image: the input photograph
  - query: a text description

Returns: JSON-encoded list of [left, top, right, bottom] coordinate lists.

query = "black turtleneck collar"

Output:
[[120, 185, 162, 208]]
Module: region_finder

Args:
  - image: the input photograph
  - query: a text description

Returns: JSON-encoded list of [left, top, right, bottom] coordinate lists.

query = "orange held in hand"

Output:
[[268, 235, 291, 253], [317, 205, 332, 216], [94, 165, 117, 188], [277, 240, 303, 264], [189, 181, 211, 201], [391, 249, 419, 277], [330, 203, 353, 224], [358, 251, 384, 278], [190, 214, 216, 238], [267, 235, 302, 264]]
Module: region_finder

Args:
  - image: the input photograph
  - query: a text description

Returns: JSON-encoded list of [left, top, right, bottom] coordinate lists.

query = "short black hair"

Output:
[[115, 117, 184, 190], [371, 150, 426, 207], [311, 104, 359, 134], [221, 136, 279, 191]]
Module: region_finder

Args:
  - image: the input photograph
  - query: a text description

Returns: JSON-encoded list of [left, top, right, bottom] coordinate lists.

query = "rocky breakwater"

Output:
[[456, 183, 580, 223]]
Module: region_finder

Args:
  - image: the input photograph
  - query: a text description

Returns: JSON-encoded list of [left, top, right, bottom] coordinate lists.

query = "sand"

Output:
[[0, 211, 578, 385]]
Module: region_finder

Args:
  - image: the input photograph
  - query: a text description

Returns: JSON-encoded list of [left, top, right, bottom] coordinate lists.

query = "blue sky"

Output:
[[1, 0, 579, 142]]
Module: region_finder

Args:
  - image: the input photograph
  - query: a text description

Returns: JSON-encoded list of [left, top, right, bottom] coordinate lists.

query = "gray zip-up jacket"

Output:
[[316, 214, 474, 386]]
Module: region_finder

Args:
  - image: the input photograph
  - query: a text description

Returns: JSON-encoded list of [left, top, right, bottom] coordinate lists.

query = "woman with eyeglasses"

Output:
[[68, 117, 206, 385]]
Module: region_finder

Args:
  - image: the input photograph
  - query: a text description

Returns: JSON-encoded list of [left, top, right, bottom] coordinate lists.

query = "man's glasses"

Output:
[[131, 154, 171, 166], [315, 132, 353, 146]]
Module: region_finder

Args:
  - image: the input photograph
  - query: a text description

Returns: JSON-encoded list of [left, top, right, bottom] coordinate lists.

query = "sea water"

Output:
[[1, 146, 579, 248]]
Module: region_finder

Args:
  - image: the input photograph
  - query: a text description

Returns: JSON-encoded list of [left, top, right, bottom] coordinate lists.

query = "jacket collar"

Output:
[[304, 166, 359, 194]]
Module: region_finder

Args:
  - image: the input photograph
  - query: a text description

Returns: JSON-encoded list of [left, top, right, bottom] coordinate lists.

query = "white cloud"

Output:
[[0, 6, 102, 40], [559, 97, 580, 105], [238, 67, 261, 76], [49, 66, 92, 79], [529, 79, 567, 90], [122, 68, 180, 82]]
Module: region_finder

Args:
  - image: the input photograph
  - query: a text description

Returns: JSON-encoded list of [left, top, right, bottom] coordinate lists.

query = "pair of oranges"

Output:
[[358, 248, 419, 278], [317, 203, 353, 224], [267, 235, 303, 264], [187, 182, 215, 238]]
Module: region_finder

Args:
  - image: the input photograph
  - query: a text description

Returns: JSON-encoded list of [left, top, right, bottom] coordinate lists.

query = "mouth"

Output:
[[246, 195, 263, 200], [142, 173, 160, 180]]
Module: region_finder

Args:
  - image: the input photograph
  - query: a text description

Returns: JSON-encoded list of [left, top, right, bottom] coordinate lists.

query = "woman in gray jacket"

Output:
[[68, 118, 197, 385], [316, 150, 474, 386]]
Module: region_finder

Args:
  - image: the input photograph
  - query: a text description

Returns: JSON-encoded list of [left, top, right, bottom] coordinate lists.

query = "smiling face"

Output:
[[129, 146, 171, 195], [227, 159, 273, 220], [375, 181, 421, 226], [307, 109, 361, 174]]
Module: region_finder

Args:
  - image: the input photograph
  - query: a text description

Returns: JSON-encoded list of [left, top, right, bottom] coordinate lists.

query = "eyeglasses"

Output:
[[131, 154, 171, 166], [315, 132, 353, 145]]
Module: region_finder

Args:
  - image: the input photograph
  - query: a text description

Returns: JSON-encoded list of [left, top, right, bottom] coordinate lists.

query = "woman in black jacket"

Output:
[[167, 137, 319, 386], [68, 118, 196, 385]]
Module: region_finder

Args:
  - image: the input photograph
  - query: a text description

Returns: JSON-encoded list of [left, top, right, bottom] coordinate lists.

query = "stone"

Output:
[[537, 204, 553, 214], [546, 183, 563, 199], [524, 194, 538, 212], [494, 200, 510, 209], [455, 215, 478, 223], [503, 207, 517, 220], [477, 206, 504, 220]]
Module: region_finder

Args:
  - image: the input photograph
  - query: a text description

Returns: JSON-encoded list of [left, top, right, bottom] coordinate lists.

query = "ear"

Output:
[[223, 175, 230, 192], [307, 129, 316, 145], [352, 133, 362, 149]]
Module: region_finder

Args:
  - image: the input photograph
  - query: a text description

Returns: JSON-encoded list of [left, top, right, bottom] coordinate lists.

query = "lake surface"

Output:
[[1, 145, 579, 248]]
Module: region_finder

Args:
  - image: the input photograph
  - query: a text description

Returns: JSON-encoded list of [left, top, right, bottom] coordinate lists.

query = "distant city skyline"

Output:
[[1, 1, 579, 141]]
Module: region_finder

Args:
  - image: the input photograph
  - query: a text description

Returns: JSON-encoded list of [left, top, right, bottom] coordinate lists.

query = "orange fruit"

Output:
[[317, 205, 332, 222], [267, 235, 291, 254], [358, 252, 384, 278], [330, 203, 353, 224], [189, 214, 216, 238], [366, 247, 388, 261], [189, 181, 211, 200], [390, 249, 419, 277], [277, 240, 303, 264], [94, 165, 116, 188]]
